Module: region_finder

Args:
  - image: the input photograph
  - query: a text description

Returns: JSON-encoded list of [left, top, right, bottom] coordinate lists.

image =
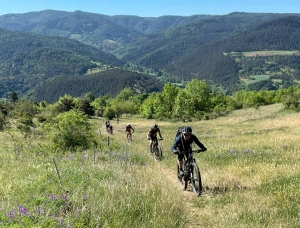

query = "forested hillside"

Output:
[[162, 16, 300, 92], [32, 69, 164, 103], [1, 11, 300, 100], [0, 28, 128, 99]]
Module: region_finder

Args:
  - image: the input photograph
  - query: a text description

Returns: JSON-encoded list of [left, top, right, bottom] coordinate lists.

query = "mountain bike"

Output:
[[151, 137, 163, 161], [175, 149, 203, 196]]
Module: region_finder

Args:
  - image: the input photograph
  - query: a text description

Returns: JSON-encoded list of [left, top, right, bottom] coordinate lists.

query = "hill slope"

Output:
[[0, 28, 159, 100]]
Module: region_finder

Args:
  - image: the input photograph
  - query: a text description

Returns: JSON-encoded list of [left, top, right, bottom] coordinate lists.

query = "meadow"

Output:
[[0, 103, 299, 227]]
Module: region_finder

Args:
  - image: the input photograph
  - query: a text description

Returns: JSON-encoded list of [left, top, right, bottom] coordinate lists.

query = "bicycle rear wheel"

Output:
[[190, 162, 202, 196]]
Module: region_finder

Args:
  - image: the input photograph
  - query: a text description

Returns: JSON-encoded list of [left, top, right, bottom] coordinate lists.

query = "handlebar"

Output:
[[173, 149, 203, 155]]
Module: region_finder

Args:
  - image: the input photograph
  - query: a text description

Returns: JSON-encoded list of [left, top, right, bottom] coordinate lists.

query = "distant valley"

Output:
[[0, 10, 300, 101]]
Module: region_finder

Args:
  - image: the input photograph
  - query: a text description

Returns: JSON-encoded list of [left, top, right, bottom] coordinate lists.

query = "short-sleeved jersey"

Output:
[[148, 127, 160, 137], [125, 125, 134, 133]]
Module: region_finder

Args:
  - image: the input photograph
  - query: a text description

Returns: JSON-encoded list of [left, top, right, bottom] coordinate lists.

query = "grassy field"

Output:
[[0, 103, 299, 227]]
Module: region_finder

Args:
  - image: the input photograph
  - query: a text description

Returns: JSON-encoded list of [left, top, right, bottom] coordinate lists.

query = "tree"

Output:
[[76, 97, 94, 116], [173, 79, 212, 120], [9, 92, 18, 103], [54, 94, 75, 113], [90, 95, 111, 117], [42, 110, 96, 151], [155, 83, 180, 119]]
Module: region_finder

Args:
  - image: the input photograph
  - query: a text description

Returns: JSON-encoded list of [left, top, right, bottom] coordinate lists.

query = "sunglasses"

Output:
[[183, 133, 191, 137]]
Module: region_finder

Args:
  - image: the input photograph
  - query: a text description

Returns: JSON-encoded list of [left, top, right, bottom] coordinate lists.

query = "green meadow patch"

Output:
[[247, 74, 270, 84], [226, 50, 299, 57]]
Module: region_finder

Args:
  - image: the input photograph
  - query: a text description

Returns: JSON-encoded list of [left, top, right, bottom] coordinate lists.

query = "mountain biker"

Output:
[[171, 126, 207, 176], [108, 125, 114, 134], [147, 123, 163, 153], [105, 120, 110, 129], [125, 123, 134, 140]]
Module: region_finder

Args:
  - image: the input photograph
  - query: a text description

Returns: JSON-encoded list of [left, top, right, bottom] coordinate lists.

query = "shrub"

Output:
[[42, 110, 97, 151]]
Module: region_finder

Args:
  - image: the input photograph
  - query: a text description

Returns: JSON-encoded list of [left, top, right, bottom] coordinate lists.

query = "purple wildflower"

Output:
[[7, 209, 16, 218], [18, 205, 29, 216], [49, 194, 57, 200]]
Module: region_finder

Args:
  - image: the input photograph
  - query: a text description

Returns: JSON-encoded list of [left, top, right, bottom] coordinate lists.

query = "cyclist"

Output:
[[147, 123, 163, 153], [125, 123, 134, 141], [105, 120, 110, 129], [108, 125, 114, 134], [171, 126, 207, 176]]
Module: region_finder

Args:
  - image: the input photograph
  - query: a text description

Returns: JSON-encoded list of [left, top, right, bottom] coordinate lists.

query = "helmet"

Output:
[[153, 123, 158, 128], [127, 123, 131, 126], [182, 126, 192, 135]]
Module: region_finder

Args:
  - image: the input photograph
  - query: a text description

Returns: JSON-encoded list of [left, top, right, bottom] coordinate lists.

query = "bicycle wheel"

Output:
[[154, 146, 162, 161], [190, 162, 202, 196], [177, 163, 188, 190], [127, 134, 132, 143]]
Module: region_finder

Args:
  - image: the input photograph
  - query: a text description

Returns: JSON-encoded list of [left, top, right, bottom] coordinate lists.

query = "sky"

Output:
[[0, 0, 299, 17]]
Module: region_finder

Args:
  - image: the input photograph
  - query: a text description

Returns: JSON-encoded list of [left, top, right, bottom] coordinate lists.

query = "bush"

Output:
[[42, 110, 97, 151]]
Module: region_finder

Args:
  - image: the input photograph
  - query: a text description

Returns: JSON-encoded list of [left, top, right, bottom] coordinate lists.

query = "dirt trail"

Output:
[[99, 120, 209, 227]]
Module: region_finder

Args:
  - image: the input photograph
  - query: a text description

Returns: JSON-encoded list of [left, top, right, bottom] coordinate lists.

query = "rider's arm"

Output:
[[171, 135, 181, 152], [192, 135, 207, 151], [158, 129, 163, 138]]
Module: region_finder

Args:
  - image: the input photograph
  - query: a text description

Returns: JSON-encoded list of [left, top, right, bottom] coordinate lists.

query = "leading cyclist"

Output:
[[171, 126, 207, 176]]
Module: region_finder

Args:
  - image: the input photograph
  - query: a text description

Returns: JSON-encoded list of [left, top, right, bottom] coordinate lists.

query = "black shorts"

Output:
[[149, 135, 157, 141], [178, 153, 185, 161]]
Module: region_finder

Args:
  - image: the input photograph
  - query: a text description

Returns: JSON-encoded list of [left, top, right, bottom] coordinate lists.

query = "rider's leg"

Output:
[[148, 135, 153, 153], [178, 160, 183, 170], [149, 139, 153, 153]]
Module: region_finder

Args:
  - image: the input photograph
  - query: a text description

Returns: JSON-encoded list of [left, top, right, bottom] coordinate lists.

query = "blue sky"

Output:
[[0, 0, 299, 17]]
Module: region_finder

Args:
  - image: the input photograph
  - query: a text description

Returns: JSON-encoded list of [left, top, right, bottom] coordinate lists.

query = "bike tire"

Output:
[[190, 162, 202, 196], [127, 134, 132, 143], [155, 146, 162, 161]]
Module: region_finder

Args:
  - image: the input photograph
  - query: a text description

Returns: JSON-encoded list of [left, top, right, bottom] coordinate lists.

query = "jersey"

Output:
[[171, 134, 205, 152], [148, 127, 160, 137], [125, 125, 134, 133]]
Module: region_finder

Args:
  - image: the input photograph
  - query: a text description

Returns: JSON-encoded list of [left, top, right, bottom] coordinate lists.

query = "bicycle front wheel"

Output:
[[190, 163, 202, 196], [154, 146, 162, 161]]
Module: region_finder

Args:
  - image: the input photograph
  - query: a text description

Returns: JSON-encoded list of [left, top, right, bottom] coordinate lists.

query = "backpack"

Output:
[[175, 126, 185, 138]]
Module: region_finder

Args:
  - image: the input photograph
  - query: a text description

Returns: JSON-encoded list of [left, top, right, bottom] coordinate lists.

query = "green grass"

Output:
[[1, 104, 300, 227], [247, 74, 270, 84]]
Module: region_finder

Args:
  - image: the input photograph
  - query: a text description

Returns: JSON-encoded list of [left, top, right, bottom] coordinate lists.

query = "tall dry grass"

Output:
[[0, 103, 299, 227]]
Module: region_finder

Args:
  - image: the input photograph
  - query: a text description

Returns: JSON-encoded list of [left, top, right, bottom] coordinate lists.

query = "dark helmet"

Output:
[[182, 126, 192, 134], [153, 123, 158, 128]]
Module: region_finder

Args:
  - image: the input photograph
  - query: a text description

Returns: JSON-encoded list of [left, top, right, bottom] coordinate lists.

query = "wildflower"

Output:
[[49, 194, 57, 200], [34, 206, 45, 215], [230, 148, 237, 155], [7, 209, 16, 218], [18, 205, 29, 216], [60, 194, 68, 201]]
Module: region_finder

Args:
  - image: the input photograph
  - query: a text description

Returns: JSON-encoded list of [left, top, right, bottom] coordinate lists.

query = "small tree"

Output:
[[42, 110, 96, 151]]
